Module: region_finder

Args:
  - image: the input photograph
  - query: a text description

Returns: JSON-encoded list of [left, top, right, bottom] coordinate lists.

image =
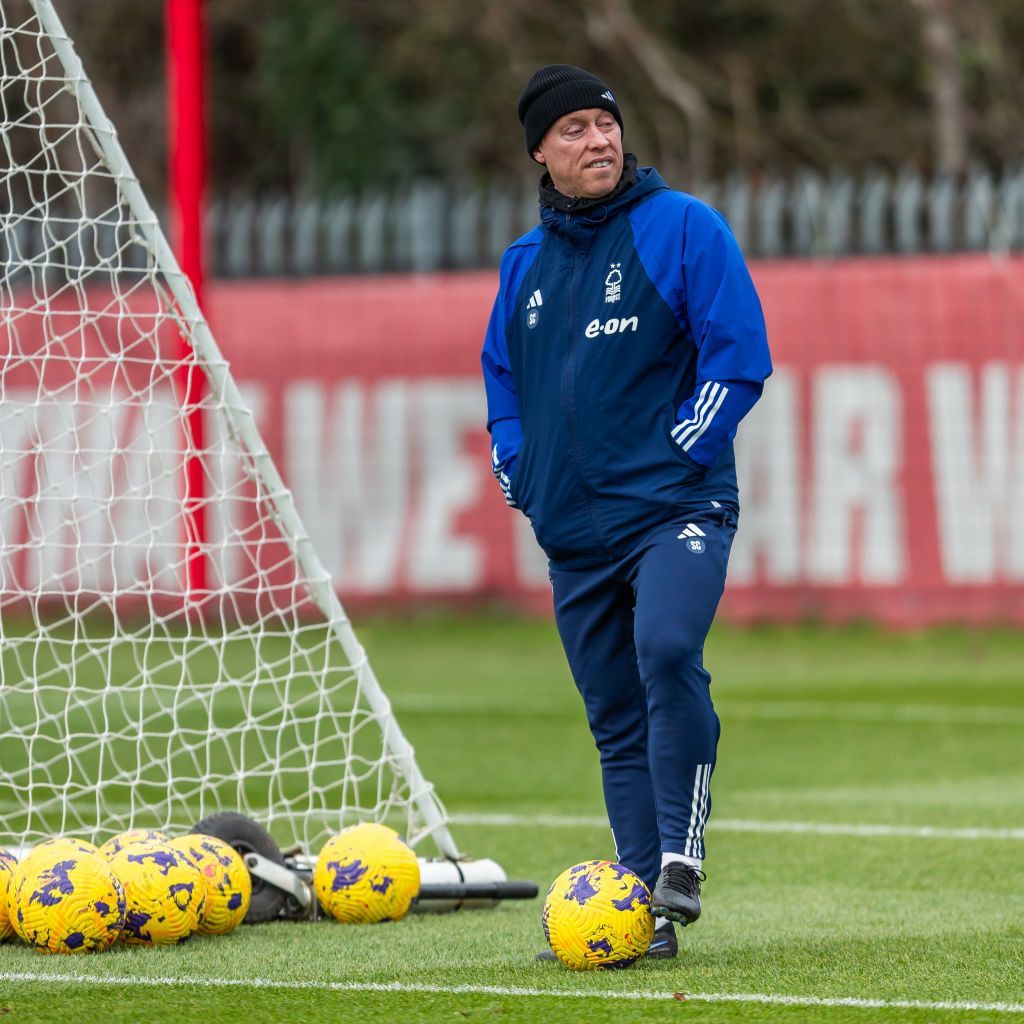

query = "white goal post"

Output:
[[0, 0, 461, 860]]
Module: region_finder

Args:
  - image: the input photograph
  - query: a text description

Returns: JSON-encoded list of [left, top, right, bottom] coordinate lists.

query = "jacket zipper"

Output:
[[560, 223, 608, 552]]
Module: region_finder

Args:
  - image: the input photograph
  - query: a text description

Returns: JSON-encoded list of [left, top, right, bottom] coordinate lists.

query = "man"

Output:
[[481, 64, 771, 960]]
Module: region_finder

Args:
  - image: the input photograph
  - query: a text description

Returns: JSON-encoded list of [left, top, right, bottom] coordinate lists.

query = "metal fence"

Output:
[[208, 165, 1024, 277], [5, 166, 1024, 282]]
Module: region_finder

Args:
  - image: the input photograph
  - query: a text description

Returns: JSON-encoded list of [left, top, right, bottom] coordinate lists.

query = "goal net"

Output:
[[0, 0, 458, 857]]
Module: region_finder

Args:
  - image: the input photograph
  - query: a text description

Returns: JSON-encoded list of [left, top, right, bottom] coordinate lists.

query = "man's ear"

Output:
[[532, 147, 546, 165]]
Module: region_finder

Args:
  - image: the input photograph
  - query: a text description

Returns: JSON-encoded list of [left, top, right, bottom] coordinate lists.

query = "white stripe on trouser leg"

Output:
[[688, 765, 712, 860], [683, 763, 711, 858], [694, 763, 711, 858], [693, 763, 712, 857], [683, 765, 702, 858]]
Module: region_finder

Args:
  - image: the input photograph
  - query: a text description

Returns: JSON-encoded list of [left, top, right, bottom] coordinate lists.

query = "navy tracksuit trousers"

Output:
[[550, 505, 737, 892]]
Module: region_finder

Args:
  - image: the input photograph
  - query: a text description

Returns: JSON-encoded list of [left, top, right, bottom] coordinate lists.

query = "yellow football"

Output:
[[7, 848, 125, 953], [542, 860, 654, 970], [0, 850, 17, 941], [108, 840, 205, 945], [314, 823, 420, 924], [19, 838, 98, 868], [168, 835, 252, 935], [98, 829, 172, 861]]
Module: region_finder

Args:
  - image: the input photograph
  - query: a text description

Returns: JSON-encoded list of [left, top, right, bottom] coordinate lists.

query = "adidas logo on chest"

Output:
[[526, 289, 542, 329]]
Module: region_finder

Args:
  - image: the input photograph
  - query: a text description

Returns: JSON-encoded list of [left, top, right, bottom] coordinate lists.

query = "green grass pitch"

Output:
[[2, 615, 1023, 1023]]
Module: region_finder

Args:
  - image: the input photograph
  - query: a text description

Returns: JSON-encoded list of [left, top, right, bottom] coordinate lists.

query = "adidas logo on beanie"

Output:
[[517, 64, 624, 157]]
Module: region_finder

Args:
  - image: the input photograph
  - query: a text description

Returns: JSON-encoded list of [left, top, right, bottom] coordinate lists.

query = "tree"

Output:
[[55, 0, 1024, 200], [910, 0, 967, 175]]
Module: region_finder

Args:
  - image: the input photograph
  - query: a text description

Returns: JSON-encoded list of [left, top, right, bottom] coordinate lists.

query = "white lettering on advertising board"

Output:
[[926, 362, 1024, 582]]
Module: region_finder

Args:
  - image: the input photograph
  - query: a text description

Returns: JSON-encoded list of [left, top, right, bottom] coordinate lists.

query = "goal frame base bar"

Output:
[[274, 853, 539, 916]]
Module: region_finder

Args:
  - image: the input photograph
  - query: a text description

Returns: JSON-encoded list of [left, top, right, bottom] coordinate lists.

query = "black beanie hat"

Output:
[[517, 64, 624, 157]]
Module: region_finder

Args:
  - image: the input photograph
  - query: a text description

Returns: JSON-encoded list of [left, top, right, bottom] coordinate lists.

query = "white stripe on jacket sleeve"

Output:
[[672, 381, 717, 439], [673, 382, 730, 452]]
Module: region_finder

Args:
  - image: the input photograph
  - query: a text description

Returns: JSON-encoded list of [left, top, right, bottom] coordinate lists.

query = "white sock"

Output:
[[661, 851, 702, 871]]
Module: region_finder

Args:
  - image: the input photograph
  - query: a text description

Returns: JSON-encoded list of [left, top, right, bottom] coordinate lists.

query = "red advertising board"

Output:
[[4, 256, 1023, 624], [206, 255, 1024, 624]]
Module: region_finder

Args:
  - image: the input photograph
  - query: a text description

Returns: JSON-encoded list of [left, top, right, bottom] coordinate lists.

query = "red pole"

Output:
[[166, 0, 208, 600]]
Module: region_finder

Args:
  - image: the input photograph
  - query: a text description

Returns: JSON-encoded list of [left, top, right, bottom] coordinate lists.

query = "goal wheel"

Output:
[[191, 811, 287, 924]]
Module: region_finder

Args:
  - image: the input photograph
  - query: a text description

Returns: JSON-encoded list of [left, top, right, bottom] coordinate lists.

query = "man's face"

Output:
[[532, 108, 623, 200]]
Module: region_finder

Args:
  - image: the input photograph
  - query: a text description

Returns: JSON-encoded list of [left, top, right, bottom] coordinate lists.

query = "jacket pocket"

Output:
[[506, 463, 520, 510], [664, 404, 708, 486], [509, 445, 530, 517]]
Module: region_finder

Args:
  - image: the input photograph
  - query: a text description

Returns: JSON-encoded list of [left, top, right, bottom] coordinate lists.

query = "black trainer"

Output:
[[650, 863, 704, 925], [645, 920, 678, 959], [535, 921, 677, 962]]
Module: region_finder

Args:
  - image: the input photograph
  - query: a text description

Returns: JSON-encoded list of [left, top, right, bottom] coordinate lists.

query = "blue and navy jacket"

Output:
[[481, 166, 772, 569]]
